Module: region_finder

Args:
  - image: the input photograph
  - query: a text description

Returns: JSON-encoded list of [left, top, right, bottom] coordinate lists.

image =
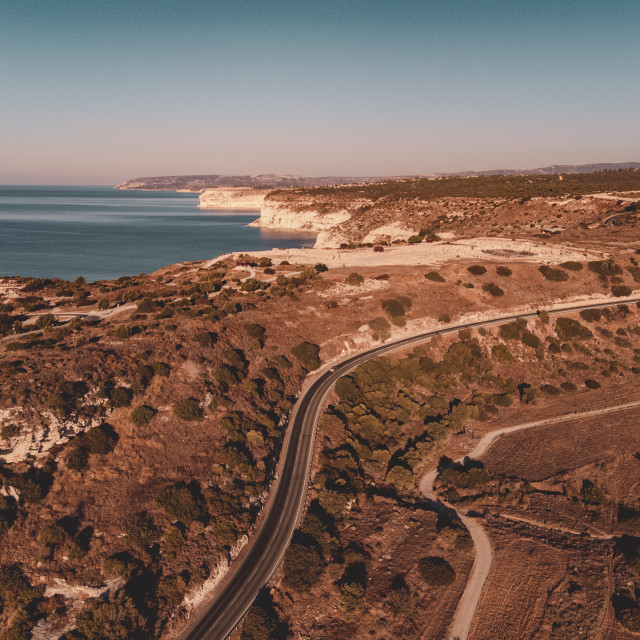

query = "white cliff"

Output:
[[198, 188, 268, 211], [249, 200, 351, 236]]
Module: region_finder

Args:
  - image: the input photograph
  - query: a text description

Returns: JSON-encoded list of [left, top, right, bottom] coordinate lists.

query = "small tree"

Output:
[[291, 342, 321, 371], [173, 398, 203, 421], [345, 272, 364, 286]]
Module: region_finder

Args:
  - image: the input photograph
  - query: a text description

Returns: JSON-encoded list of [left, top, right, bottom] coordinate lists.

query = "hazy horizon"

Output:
[[2, 0, 639, 184]]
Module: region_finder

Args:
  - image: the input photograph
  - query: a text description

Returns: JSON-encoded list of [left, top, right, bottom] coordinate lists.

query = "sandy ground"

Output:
[[215, 237, 603, 269]]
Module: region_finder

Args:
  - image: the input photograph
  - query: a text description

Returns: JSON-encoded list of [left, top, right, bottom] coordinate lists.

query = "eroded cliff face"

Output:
[[198, 188, 268, 210], [249, 200, 351, 235]]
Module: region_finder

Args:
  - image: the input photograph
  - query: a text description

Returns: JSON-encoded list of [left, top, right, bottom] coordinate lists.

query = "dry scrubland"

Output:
[[0, 170, 639, 639]]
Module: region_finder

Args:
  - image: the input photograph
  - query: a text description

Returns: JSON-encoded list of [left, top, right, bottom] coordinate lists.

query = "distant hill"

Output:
[[115, 163, 640, 191], [115, 174, 394, 191]]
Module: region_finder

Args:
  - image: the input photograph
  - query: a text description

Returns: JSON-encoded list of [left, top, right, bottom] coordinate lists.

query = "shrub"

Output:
[[0, 496, 17, 536], [368, 316, 391, 338], [585, 378, 601, 389], [98, 298, 109, 310], [560, 261, 583, 271], [373, 245, 384, 252], [314, 263, 328, 272], [438, 313, 451, 323], [496, 266, 512, 277], [131, 405, 154, 427], [588, 260, 622, 277], [110, 387, 133, 408], [35, 314, 55, 329], [538, 265, 568, 282], [136, 297, 154, 313], [381, 297, 411, 318], [76, 591, 146, 640], [491, 344, 513, 361], [417, 556, 455, 587], [612, 285, 632, 297], [467, 265, 487, 275], [84, 424, 118, 454], [407, 235, 422, 244], [283, 541, 323, 592], [156, 482, 207, 522], [482, 283, 504, 297], [66, 446, 88, 471], [0, 564, 44, 607], [345, 272, 364, 286], [173, 398, 203, 421], [244, 323, 265, 341], [123, 512, 158, 550], [291, 342, 321, 371], [521, 332, 540, 348], [152, 361, 171, 377], [555, 317, 593, 341], [424, 271, 446, 282], [539, 309, 549, 324], [114, 325, 132, 340], [580, 308, 602, 322]]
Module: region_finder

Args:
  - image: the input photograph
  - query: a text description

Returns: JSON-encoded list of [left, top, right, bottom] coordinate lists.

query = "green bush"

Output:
[[521, 332, 540, 348], [585, 378, 601, 389], [291, 342, 322, 371], [136, 297, 154, 313], [438, 313, 451, 323], [424, 271, 446, 282], [491, 344, 513, 361], [84, 424, 118, 454], [482, 283, 504, 297], [123, 512, 158, 550], [538, 266, 568, 282], [407, 235, 422, 244], [114, 325, 132, 340], [496, 266, 512, 276], [110, 387, 133, 408], [555, 317, 593, 341], [173, 398, 203, 421], [612, 285, 632, 297], [98, 298, 109, 310], [580, 308, 602, 322], [588, 260, 622, 276], [156, 482, 208, 522], [0, 496, 17, 536], [381, 297, 412, 318], [315, 263, 329, 273], [152, 361, 171, 377], [417, 556, 455, 587], [345, 272, 364, 286], [283, 541, 323, 592], [560, 261, 583, 271], [467, 265, 487, 275], [76, 591, 146, 640], [131, 405, 154, 427], [244, 323, 265, 341]]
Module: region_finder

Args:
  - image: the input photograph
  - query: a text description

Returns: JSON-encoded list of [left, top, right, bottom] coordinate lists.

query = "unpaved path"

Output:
[[419, 400, 640, 640]]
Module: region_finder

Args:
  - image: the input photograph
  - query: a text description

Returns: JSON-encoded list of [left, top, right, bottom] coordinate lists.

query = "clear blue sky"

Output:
[[2, 0, 639, 184]]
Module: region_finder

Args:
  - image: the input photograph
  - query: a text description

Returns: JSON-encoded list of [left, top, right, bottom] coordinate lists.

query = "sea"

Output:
[[0, 186, 315, 282]]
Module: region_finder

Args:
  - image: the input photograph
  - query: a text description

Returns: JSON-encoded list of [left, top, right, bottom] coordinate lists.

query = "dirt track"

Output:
[[419, 400, 640, 640]]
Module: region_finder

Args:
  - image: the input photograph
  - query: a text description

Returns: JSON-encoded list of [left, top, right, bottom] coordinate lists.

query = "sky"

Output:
[[1, 0, 639, 184]]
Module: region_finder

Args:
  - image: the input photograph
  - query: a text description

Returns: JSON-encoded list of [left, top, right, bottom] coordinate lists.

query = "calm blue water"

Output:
[[0, 186, 314, 281]]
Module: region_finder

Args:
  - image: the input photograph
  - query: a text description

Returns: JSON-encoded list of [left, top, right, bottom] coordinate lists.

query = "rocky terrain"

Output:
[[1, 171, 640, 639]]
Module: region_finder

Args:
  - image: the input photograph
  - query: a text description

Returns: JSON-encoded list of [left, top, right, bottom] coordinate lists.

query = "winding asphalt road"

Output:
[[176, 293, 640, 640]]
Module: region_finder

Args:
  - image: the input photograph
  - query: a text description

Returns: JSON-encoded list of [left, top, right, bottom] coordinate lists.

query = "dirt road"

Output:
[[419, 400, 640, 640]]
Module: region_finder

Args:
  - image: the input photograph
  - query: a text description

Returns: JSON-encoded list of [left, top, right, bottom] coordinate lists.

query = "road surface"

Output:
[[419, 400, 640, 640], [176, 294, 640, 640]]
